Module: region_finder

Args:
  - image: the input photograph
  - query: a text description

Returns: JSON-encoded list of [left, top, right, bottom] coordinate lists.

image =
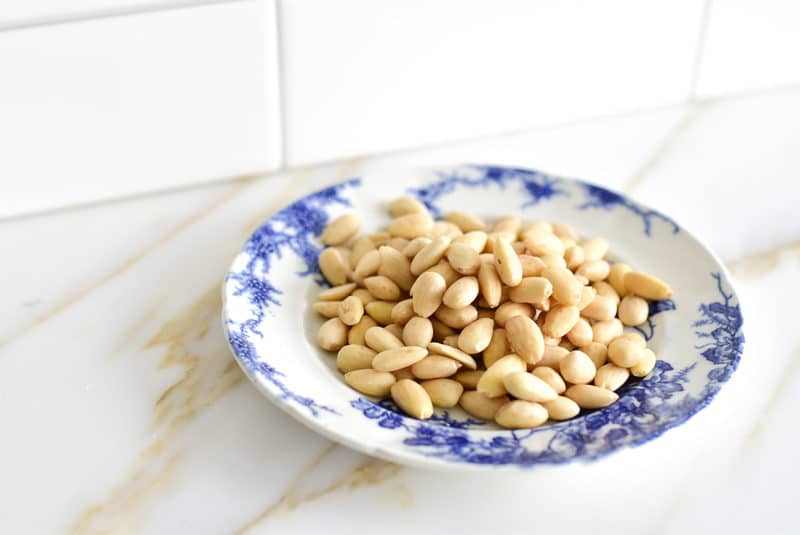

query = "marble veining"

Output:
[[1, 87, 798, 534]]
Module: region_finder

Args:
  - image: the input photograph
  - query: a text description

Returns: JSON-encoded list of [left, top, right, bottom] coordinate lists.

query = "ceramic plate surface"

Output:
[[222, 165, 744, 470]]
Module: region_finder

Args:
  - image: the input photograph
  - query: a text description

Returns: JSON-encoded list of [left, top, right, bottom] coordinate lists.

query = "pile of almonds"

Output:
[[313, 197, 672, 429]]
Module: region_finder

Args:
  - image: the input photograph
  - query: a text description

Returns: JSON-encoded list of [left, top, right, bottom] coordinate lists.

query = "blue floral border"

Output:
[[223, 165, 744, 466], [224, 178, 361, 417]]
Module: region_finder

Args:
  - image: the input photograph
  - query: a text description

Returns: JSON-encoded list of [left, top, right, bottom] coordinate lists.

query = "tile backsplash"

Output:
[[0, 0, 797, 217]]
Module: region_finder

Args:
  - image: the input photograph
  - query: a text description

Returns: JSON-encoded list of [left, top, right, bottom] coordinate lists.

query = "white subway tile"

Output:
[[279, 0, 705, 166], [696, 0, 800, 97], [0, 1, 280, 218]]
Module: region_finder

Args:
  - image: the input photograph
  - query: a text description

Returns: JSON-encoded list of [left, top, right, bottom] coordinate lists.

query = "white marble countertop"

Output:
[[2, 86, 799, 534]]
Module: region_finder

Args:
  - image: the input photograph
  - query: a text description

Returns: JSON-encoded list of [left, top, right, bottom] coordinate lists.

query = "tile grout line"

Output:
[[3, 82, 798, 225], [620, 102, 707, 195], [687, 0, 714, 101], [0, 0, 246, 33], [273, 0, 290, 169]]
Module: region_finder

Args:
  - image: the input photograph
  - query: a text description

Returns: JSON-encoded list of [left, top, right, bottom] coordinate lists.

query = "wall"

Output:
[[0, 0, 798, 217]]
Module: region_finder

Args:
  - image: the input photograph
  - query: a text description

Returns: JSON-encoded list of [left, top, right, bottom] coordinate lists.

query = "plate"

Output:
[[222, 164, 744, 470]]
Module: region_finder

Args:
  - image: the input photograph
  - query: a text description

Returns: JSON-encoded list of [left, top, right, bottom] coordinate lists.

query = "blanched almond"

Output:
[[347, 315, 377, 345], [483, 328, 509, 368], [577, 286, 597, 310], [559, 350, 596, 384], [607, 337, 644, 367], [618, 295, 649, 326], [434, 305, 478, 329], [319, 282, 357, 301], [524, 232, 564, 257], [495, 400, 548, 429], [321, 213, 360, 245], [478, 260, 503, 308], [532, 366, 567, 394], [564, 245, 585, 270], [378, 246, 415, 291], [352, 288, 376, 306], [364, 301, 395, 325], [388, 196, 427, 216], [402, 316, 434, 347], [388, 237, 410, 251], [373, 346, 428, 371], [349, 236, 376, 268], [338, 295, 364, 326], [411, 355, 461, 379], [592, 281, 620, 305], [566, 384, 618, 409], [503, 371, 558, 402], [443, 276, 480, 309], [459, 391, 508, 420], [313, 301, 342, 318], [402, 237, 432, 258], [410, 236, 452, 275], [620, 331, 647, 348], [624, 271, 673, 300], [420, 379, 463, 408], [390, 299, 415, 325], [453, 230, 488, 252], [446, 211, 486, 232], [427, 342, 478, 369], [431, 221, 463, 239], [391, 379, 434, 419], [410, 271, 447, 318], [631, 348, 657, 377], [458, 317, 494, 354], [592, 318, 623, 345], [336, 344, 377, 372], [607, 263, 632, 297], [543, 396, 580, 420], [505, 315, 545, 364], [566, 318, 593, 347], [493, 238, 523, 286], [431, 318, 456, 340], [384, 323, 403, 339], [582, 341, 608, 368], [543, 305, 580, 338], [354, 249, 381, 277], [508, 276, 552, 305], [542, 266, 582, 306], [594, 363, 630, 391], [319, 247, 349, 285], [425, 260, 460, 286], [519, 254, 545, 277], [364, 275, 401, 301], [552, 222, 578, 241], [454, 370, 484, 389], [494, 302, 533, 327], [477, 354, 526, 397], [447, 243, 481, 275], [442, 334, 459, 347], [581, 294, 617, 321], [364, 326, 403, 352], [582, 237, 609, 260], [492, 215, 521, 235], [317, 318, 348, 351], [537, 345, 569, 369], [388, 212, 434, 239], [345, 369, 396, 397], [576, 259, 610, 282]]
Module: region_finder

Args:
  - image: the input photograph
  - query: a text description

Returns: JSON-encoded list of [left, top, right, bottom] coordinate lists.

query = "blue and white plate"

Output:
[[222, 164, 744, 470]]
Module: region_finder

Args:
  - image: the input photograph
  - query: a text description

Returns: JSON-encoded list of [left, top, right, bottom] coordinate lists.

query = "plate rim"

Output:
[[221, 163, 745, 471]]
